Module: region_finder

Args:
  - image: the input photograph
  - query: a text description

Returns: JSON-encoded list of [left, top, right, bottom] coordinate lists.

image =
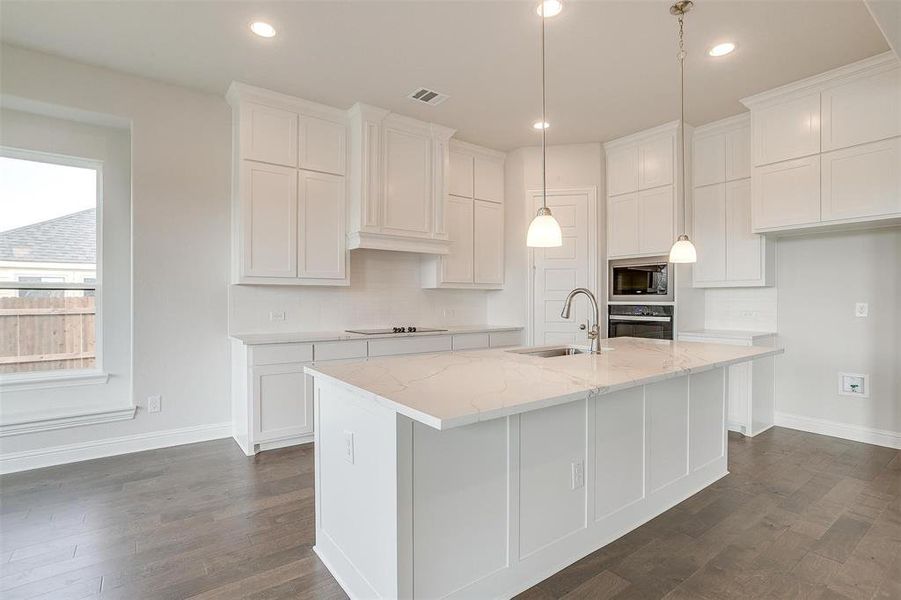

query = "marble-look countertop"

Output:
[[678, 329, 777, 342], [306, 336, 783, 430], [230, 325, 523, 345]]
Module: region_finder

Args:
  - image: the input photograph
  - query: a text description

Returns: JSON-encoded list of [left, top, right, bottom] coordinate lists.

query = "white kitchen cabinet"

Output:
[[228, 82, 350, 286], [253, 363, 313, 443], [821, 67, 901, 152], [423, 140, 505, 289], [821, 137, 901, 222], [751, 155, 821, 230], [474, 199, 504, 285], [299, 115, 346, 175], [607, 193, 640, 257], [742, 54, 901, 234], [298, 171, 346, 280], [347, 103, 455, 254], [240, 161, 298, 278], [441, 195, 475, 283], [605, 121, 684, 259], [691, 115, 772, 288], [751, 93, 820, 166], [691, 184, 726, 284]]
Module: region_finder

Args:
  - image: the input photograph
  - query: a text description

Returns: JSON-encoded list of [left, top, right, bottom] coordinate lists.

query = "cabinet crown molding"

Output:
[[693, 113, 750, 138], [449, 138, 506, 159], [740, 51, 900, 109], [226, 81, 346, 122], [603, 119, 680, 150]]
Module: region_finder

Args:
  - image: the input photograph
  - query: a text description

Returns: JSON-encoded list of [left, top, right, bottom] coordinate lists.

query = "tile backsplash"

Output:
[[229, 249, 490, 333], [704, 287, 777, 332]]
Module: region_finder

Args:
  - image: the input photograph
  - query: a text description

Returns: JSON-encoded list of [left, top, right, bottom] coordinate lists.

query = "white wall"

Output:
[[488, 143, 605, 335], [230, 250, 489, 333], [774, 228, 900, 434], [0, 44, 232, 459]]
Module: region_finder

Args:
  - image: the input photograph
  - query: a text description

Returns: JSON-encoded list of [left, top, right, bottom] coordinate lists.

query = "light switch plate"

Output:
[[855, 303, 868, 317]]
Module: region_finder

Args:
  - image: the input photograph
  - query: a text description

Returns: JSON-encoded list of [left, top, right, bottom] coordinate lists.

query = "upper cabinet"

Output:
[[347, 103, 455, 255], [227, 82, 349, 286], [742, 53, 901, 234], [422, 140, 505, 289], [604, 121, 686, 259]]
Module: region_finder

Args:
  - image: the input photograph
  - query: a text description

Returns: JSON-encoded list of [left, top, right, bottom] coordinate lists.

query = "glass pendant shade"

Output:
[[669, 234, 697, 263], [527, 207, 563, 247]]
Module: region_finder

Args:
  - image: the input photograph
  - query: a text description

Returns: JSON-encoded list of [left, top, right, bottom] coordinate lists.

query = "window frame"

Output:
[[0, 145, 105, 386]]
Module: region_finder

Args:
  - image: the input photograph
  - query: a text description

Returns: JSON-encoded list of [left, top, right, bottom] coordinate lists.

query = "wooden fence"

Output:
[[0, 296, 96, 374]]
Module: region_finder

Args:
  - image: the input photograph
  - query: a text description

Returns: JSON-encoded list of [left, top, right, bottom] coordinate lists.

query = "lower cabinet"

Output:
[[252, 363, 313, 444]]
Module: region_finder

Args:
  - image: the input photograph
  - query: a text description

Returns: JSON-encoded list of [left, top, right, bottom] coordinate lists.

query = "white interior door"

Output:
[[530, 189, 595, 346]]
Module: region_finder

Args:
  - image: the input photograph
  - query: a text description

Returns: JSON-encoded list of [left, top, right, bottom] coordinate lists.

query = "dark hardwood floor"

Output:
[[1, 427, 898, 599]]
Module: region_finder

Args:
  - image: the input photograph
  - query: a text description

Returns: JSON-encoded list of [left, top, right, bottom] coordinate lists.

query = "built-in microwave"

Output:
[[608, 257, 673, 303]]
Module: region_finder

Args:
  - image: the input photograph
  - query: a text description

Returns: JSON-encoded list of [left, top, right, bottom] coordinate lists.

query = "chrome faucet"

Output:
[[560, 288, 602, 353]]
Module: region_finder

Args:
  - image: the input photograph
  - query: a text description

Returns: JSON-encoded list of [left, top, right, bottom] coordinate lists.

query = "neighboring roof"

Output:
[[0, 208, 96, 264]]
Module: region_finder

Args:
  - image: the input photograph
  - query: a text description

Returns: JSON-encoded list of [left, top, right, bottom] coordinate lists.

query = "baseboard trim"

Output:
[[0, 422, 232, 474], [775, 412, 901, 450]]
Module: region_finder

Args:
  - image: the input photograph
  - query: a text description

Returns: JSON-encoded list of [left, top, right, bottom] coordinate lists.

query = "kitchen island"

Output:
[[306, 336, 783, 600]]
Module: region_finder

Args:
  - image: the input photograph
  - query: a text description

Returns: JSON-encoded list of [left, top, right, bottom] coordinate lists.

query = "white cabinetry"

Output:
[[691, 114, 773, 287], [347, 103, 455, 254], [422, 140, 505, 289], [742, 53, 901, 234], [228, 82, 349, 285], [605, 121, 686, 259]]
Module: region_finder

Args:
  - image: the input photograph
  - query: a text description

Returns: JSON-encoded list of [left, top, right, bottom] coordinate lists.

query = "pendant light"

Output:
[[668, 0, 698, 264], [526, 3, 563, 248]]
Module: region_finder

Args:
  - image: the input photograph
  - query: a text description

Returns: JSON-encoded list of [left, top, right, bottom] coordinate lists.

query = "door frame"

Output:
[[526, 186, 599, 346]]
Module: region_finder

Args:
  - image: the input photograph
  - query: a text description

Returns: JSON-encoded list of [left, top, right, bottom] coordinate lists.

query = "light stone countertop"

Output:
[[678, 329, 777, 342], [229, 325, 523, 345], [306, 336, 784, 430]]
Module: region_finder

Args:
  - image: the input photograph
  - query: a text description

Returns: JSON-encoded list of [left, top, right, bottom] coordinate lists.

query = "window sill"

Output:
[[0, 369, 110, 393], [0, 403, 136, 437]]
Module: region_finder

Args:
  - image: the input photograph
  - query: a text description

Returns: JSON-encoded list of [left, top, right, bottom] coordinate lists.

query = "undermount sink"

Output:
[[508, 345, 610, 358]]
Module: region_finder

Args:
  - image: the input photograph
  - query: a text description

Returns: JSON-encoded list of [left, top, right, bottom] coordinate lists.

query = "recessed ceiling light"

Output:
[[250, 21, 276, 38], [536, 0, 563, 18], [708, 42, 736, 57], [533, 121, 550, 130]]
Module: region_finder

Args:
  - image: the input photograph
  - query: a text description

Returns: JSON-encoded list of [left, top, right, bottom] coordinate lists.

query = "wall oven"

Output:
[[608, 257, 673, 303], [608, 305, 674, 340]]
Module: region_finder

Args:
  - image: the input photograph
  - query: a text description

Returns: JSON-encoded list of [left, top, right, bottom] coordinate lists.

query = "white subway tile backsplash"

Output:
[[704, 287, 777, 332]]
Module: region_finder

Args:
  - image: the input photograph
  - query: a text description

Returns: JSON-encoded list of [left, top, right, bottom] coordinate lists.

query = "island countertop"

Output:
[[305, 336, 783, 430]]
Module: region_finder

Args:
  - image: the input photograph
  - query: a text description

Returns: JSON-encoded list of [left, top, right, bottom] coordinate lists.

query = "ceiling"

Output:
[[0, 1, 890, 150]]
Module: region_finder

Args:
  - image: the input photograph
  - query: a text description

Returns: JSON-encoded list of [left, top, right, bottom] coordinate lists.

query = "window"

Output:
[[0, 150, 101, 375]]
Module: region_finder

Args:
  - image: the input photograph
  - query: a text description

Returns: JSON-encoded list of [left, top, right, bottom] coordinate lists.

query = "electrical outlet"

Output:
[[838, 373, 868, 397], [855, 303, 868, 318], [147, 395, 162, 413], [343, 431, 355, 464], [269, 311, 286, 322], [571, 461, 584, 490]]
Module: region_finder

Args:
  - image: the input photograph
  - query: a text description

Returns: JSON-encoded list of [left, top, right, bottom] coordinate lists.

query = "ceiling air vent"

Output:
[[407, 87, 449, 106]]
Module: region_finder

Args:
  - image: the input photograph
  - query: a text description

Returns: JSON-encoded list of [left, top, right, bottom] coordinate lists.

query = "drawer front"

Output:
[[489, 330, 522, 348], [314, 340, 368, 362], [367, 335, 453, 357], [452, 333, 490, 351], [252, 343, 314, 366]]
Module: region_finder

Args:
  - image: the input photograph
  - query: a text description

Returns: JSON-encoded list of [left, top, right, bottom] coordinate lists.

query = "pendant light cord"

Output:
[[678, 13, 686, 213], [541, 12, 548, 211]]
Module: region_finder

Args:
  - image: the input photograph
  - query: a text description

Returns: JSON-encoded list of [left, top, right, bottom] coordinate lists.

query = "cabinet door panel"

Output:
[[692, 184, 726, 284], [442, 196, 474, 283], [253, 363, 312, 443], [725, 179, 763, 282], [474, 200, 504, 285], [639, 186, 675, 255], [821, 137, 901, 221], [299, 115, 346, 175], [298, 171, 346, 279], [751, 156, 820, 230], [449, 150, 474, 198], [382, 126, 431, 234], [608, 193, 640, 257], [241, 161, 297, 278], [822, 68, 901, 152], [725, 125, 751, 181], [693, 133, 725, 187], [607, 146, 639, 196], [639, 136, 674, 190], [474, 155, 504, 204], [242, 102, 298, 167], [753, 94, 820, 166]]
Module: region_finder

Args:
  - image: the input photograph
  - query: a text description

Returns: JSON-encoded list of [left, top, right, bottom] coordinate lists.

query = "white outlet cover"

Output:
[[838, 372, 868, 398], [855, 303, 868, 317], [343, 430, 354, 464], [147, 395, 162, 413], [269, 311, 286, 321]]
